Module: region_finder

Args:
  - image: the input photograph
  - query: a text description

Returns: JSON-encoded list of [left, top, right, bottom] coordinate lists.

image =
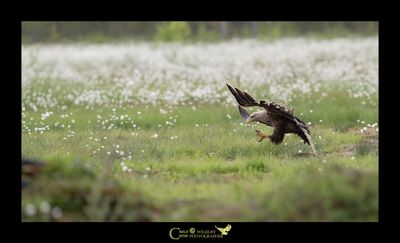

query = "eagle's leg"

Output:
[[255, 129, 268, 142]]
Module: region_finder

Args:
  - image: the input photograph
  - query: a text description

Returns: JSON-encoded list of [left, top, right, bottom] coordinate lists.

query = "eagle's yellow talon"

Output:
[[255, 129, 268, 142]]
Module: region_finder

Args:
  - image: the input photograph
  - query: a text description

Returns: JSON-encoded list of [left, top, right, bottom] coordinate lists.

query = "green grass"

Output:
[[22, 88, 378, 222]]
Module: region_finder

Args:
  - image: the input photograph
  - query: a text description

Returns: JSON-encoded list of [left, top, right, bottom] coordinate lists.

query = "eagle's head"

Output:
[[245, 111, 264, 124]]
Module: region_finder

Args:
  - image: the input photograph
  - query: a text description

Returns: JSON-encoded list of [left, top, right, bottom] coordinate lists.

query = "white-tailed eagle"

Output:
[[226, 83, 317, 155]]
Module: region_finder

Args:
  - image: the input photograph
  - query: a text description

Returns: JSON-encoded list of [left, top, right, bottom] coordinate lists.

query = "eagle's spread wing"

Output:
[[226, 83, 312, 146], [238, 105, 250, 120], [226, 83, 259, 107], [225, 224, 232, 232]]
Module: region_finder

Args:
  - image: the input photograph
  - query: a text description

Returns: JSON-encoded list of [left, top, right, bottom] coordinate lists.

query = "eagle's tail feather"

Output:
[[299, 126, 318, 156]]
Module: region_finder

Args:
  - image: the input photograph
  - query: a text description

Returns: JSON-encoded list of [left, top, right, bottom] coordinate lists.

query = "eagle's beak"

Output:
[[245, 118, 252, 124]]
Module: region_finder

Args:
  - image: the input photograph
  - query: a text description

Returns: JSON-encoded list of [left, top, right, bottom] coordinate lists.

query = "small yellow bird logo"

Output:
[[215, 224, 231, 235]]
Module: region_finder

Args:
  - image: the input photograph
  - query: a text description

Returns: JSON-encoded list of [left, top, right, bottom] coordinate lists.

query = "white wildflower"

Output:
[[24, 203, 36, 216], [51, 207, 63, 219], [39, 201, 51, 214]]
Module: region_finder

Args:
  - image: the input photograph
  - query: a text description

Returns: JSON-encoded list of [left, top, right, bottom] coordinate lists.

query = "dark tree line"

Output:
[[22, 21, 378, 43]]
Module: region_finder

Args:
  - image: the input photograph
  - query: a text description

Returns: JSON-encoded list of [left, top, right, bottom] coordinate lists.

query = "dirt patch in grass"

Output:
[[339, 144, 357, 156], [294, 152, 318, 157], [336, 134, 378, 157]]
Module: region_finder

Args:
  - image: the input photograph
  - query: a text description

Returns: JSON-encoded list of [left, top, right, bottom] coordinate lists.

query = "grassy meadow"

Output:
[[22, 37, 378, 221]]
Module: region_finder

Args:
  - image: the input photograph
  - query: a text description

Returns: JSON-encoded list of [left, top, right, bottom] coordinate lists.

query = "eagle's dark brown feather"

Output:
[[269, 126, 285, 144], [227, 84, 258, 107]]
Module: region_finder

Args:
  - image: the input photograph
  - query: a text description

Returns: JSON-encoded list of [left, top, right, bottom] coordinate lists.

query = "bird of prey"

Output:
[[226, 83, 317, 155], [215, 224, 231, 235]]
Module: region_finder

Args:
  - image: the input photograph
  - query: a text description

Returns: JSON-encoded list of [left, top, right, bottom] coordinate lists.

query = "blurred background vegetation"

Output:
[[22, 21, 378, 43]]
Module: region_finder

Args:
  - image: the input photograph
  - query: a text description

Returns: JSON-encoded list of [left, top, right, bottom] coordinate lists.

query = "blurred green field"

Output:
[[22, 36, 378, 221], [22, 88, 378, 222]]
